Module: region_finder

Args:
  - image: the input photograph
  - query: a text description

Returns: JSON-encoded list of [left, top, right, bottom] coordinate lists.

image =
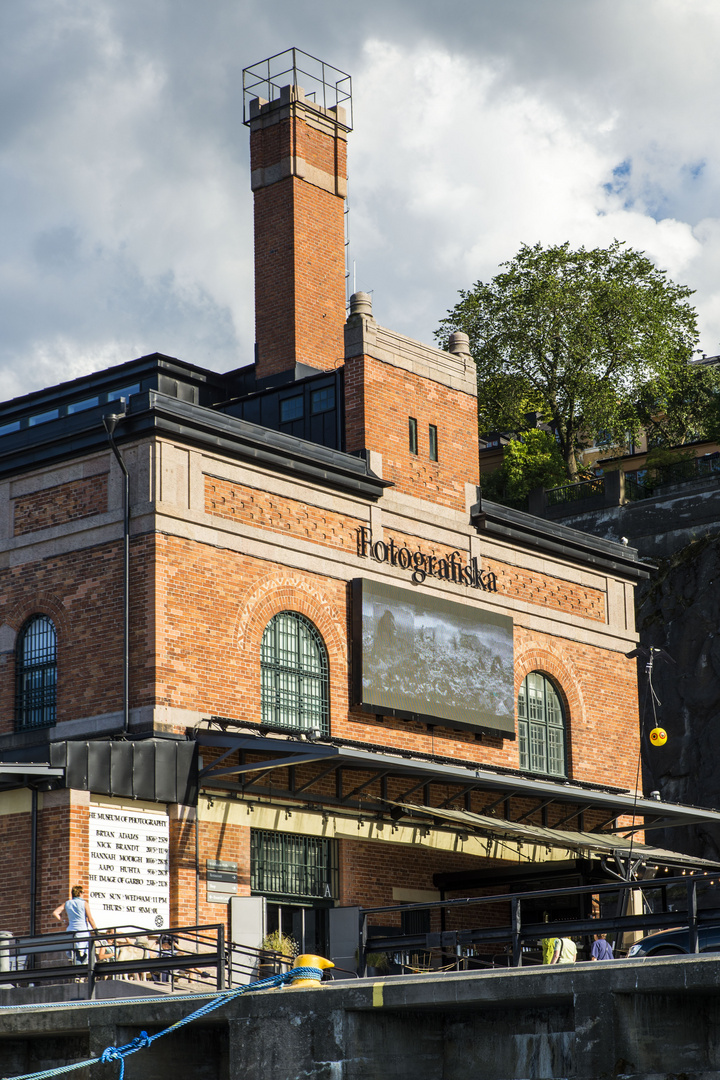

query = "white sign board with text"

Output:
[[88, 804, 170, 930]]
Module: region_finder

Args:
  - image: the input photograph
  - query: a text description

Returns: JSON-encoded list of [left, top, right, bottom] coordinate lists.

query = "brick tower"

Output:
[[343, 293, 481, 512], [244, 51, 351, 381]]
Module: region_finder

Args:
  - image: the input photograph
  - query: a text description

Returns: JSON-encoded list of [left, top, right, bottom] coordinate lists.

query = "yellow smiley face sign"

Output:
[[649, 727, 668, 747]]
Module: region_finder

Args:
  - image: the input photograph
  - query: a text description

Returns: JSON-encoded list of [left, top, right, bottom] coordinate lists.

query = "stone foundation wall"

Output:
[[3, 957, 720, 1080]]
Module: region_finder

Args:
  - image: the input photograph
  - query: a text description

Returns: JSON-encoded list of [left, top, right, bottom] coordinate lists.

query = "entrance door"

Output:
[[251, 829, 339, 958], [265, 900, 330, 956]]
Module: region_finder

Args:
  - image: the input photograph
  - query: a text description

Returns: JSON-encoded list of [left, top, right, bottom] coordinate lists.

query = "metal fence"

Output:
[[358, 874, 719, 973], [242, 47, 353, 128], [654, 453, 720, 487], [0, 923, 226, 996], [623, 475, 654, 501], [546, 476, 605, 507], [544, 453, 720, 510], [626, 453, 720, 497]]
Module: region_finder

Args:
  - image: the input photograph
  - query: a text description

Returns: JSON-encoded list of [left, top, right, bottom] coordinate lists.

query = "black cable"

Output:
[[627, 652, 655, 872]]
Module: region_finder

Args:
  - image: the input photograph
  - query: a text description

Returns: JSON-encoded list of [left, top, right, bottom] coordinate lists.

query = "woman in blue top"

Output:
[[590, 933, 614, 961], [53, 885, 97, 964]]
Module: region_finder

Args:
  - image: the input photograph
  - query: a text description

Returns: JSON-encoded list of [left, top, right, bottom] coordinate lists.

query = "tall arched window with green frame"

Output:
[[261, 612, 329, 735], [517, 671, 567, 777], [15, 615, 57, 730]]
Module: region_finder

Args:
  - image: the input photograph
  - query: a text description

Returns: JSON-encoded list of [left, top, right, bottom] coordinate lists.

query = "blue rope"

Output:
[[100, 1033, 152, 1080], [2, 967, 323, 1080], [0, 992, 218, 1012]]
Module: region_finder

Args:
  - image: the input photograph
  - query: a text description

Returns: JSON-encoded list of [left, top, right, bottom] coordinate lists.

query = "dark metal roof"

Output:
[[0, 352, 229, 419], [473, 499, 652, 581], [0, 388, 390, 499], [49, 739, 198, 804], [194, 728, 720, 833], [0, 764, 64, 792], [0, 739, 197, 803]]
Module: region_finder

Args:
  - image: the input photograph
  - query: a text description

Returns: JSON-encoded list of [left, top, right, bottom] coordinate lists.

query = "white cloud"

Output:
[[348, 34, 720, 351], [2, 0, 720, 395], [0, 1, 253, 395]]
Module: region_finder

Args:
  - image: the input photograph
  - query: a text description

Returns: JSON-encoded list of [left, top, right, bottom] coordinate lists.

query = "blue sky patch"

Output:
[[683, 160, 706, 181], [603, 159, 632, 204]]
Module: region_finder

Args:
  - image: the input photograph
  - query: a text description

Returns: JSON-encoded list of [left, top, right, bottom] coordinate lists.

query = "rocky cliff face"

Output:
[[637, 534, 720, 860]]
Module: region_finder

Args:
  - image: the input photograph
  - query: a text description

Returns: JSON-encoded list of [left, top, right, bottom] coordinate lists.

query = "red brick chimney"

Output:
[[247, 78, 349, 381]]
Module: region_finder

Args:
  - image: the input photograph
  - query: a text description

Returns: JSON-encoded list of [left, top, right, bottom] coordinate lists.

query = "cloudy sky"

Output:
[[2, 0, 720, 400]]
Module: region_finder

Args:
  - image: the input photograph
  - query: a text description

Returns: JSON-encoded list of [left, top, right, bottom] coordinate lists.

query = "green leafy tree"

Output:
[[482, 429, 568, 507], [436, 240, 700, 480], [636, 357, 720, 448]]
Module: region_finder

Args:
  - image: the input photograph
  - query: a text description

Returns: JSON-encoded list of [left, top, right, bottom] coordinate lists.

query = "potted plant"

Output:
[[355, 948, 390, 977], [259, 931, 298, 978]]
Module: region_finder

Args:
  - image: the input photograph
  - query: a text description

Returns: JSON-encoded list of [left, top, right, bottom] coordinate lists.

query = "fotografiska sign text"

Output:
[[357, 527, 498, 592]]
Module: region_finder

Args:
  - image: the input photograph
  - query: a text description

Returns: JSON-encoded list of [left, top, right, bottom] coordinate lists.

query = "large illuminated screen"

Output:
[[352, 578, 515, 735]]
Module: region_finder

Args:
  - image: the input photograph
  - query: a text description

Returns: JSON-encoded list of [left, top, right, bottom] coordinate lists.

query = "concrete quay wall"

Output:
[[1, 957, 719, 1080]]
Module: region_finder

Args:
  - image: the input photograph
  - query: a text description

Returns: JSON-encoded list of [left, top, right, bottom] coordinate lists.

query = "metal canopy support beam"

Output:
[[294, 761, 342, 794], [552, 804, 593, 829], [191, 731, 720, 833], [437, 784, 481, 809], [485, 791, 517, 816], [185, 781, 720, 870], [341, 770, 392, 802], [196, 731, 339, 759], [237, 768, 275, 791], [198, 745, 239, 778], [615, 816, 679, 836], [594, 812, 619, 833], [515, 798, 556, 824], [0, 766, 65, 779], [397, 779, 430, 802], [202, 751, 331, 781], [335, 744, 720, 827]]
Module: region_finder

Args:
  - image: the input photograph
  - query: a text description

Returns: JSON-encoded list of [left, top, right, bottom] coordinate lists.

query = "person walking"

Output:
[[549, 936, 577, 964], [540, 937, 556, 965], [590, 933, 614, 961], [53, 885, 97, 965]]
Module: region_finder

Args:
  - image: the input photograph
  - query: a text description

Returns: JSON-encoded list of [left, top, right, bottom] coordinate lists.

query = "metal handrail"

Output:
[[242, 47, 353, 128], [0, 922, 227, 995], [652, 454, 720, 488], [623, 475, 654, 501], [358, 873, 715, 972], [546, 477, 605, 507], [623, 453, 720, 497]]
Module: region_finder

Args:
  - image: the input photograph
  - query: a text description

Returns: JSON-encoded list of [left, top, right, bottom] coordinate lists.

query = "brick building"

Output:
[[1, 50, 717, 966]]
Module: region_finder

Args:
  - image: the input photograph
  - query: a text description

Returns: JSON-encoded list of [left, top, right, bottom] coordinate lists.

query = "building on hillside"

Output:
[[526, 438, 720, 559], [1, 49, 718, 968], [480, 355, 720, 506]]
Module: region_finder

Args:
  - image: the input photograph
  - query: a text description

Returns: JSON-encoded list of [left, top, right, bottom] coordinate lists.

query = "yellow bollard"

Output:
[[287, 953, 334, 988]]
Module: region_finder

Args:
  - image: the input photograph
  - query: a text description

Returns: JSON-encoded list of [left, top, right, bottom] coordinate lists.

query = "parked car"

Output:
[[627, 926, 720, 957]]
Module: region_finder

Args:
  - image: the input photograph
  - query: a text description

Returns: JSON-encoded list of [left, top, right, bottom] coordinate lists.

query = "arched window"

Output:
[[16, 615, 57, 730], [261, 612, 329, 735], [517, 672, 566, 777]]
